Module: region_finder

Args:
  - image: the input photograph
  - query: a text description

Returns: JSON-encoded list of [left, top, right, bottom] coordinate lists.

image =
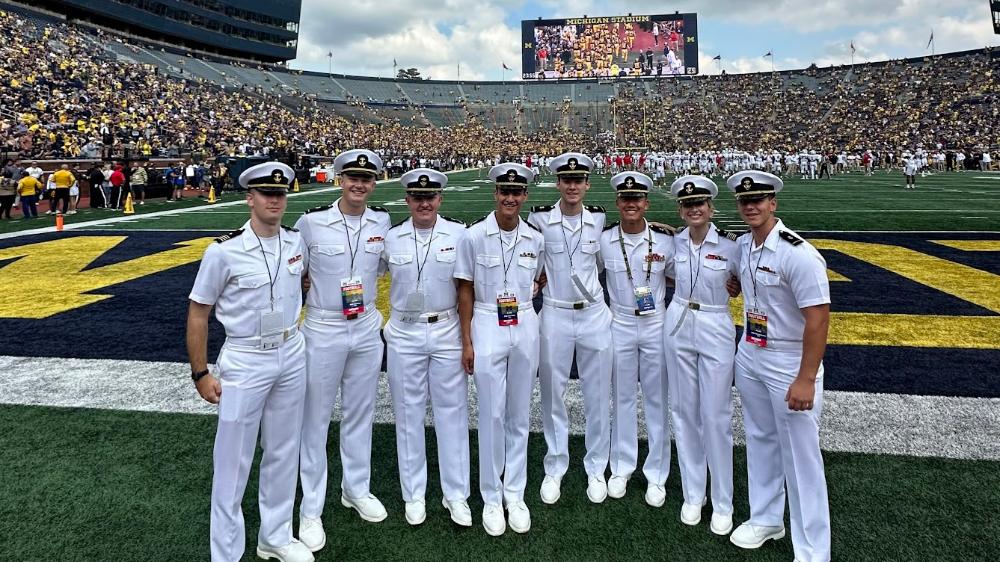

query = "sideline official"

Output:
[[527, 152, 613, 504], [599, 172, 675, 506], [455, 163, 544, 536], [726, 171, 832, 562], [295, 150, 391, 553], [186, 162, 313, 562], [381, 168, 473, 527], [663, 175, 739, 535]]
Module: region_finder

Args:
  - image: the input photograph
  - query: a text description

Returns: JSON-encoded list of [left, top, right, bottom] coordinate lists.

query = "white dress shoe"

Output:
[[341, 493, 388, 522], [680, 498, 707, 525], [645, 484, 666, 507], [729, 522, 785, 549], [482, 503, 506, 536], [404, 499, 426, 525], [257, 539, 315, 562], [442, 498, 473, 527], [540, 474, 562, 504], [506, 501, 531, 534], [586, 475, 608, 503], [297, 516, 325, 552], [607, 475, 628, 499], [710, 512, 734, 535]]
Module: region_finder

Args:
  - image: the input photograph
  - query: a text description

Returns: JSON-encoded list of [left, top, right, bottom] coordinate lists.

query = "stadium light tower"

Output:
[[993, 1, 1000, 33]]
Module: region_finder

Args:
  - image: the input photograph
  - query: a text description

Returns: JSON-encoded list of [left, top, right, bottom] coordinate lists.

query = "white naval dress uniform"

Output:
[[664, 225, 739, 516], [294, 200, 391, 519], [527, 202, 613, 479], [381, 215, 471, 504], [454, 211, 544, 506], [735, 219, 831, 562], [189, 222, 307, 562], [599, 221, 674, 487]]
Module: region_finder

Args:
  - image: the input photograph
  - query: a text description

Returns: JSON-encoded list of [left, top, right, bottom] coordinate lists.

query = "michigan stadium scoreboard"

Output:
[[521, 13, 698, 80]]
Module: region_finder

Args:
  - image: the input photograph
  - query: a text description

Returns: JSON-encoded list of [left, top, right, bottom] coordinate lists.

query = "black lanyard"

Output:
[[618, 225, 652, 287], [560, 215, 583, 272], [413, 222, 436, 287], [748, 239, 766, 308], [498, 227, 520, 288], [253, 230, 282, 310], [343, 212, 364, 277], [687, 237, 704, 300]]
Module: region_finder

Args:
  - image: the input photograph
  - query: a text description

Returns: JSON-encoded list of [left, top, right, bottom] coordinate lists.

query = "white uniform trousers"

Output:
[[664, 300, 735, 515], [735, 344, 830, 562], [384, 315, 471, 502], [298, 309, 384, 519], [211, 333, 306, 562], [539, 302, 613, 478], [609, 308, 671, 485], [472, 305, 539, 506]]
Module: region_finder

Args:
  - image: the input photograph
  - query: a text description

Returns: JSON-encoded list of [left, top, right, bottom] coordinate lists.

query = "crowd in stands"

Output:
[[0, 8, 997, 169]]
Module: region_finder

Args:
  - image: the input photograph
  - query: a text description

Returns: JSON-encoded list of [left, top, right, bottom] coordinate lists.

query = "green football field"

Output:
[[0, 169, 998, 561], [1, 168, 998, 234]]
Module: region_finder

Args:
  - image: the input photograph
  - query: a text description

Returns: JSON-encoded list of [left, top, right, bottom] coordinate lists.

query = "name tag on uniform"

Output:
[[340, 277, 365, 316], [404, 291, 425, 312], [260, 309, 284, 350], [497, 290, 519, 326], [634, 286, 655, 315], [746, 308, 768, 347]]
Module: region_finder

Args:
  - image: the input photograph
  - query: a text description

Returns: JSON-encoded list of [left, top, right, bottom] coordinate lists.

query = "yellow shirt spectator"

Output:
[[17, 176, 43, 197], [51, 169, 76, 188]]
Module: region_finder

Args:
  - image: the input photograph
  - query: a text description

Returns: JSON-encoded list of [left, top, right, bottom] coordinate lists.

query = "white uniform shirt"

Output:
[[527, 202, 606, 303], [599, 221, 675, 312], [294, 199, 391, 313], [737, 220, 830, 344], [381, 215, 467, 313], [672, 224, 740, 307], [454, 212, 544, 305], [189, 221, 307, 337]]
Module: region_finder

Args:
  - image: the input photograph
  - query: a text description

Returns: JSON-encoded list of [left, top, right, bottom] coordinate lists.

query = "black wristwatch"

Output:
[[191, 368, 210, 382]]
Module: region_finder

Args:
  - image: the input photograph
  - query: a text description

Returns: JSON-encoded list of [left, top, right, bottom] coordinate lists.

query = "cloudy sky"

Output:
[[289, 0, 1000, 80]]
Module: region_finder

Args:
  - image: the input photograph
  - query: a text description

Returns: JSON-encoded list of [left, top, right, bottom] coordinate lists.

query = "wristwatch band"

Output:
[[191, 368, 210, 382]]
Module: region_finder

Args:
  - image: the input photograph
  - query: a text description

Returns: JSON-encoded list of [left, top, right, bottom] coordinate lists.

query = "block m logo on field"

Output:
[[0, 236, 215, 319]]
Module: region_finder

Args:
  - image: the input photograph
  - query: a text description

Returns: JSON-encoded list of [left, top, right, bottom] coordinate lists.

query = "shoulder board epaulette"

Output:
[[389, 218, 408, 230], [214, 228, 244, 243], [304, 204, 332, 215], [603, 220, 620, 231], [440, 215, 466, 226], [650, 224, 675, 236], [530, 205, 553, 213], [280, 224, 299, 232], [585, 205, 606, 213], [715, 227, 740, 242], [779, 230, 804, 246], [467, 215, 488, 228], [368, 205, 389, 214], [525, 220, 542, 233]]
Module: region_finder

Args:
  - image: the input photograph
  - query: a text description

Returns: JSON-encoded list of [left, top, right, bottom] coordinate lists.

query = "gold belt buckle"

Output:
[[688, 302, 701, 311]]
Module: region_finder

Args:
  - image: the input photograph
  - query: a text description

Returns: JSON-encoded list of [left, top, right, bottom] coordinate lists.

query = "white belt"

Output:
[[543, 297, 602, 310], [393, 309, 456, 324], [611, 303, 664, 317], [670, 296, 730, 313], [474, 301, 534, 312], [306, 305, 375, 321], [226, 325, 299, 348]]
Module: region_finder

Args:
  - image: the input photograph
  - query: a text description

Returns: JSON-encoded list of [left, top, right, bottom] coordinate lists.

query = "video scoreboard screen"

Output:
[[521, 13, 698, 80]]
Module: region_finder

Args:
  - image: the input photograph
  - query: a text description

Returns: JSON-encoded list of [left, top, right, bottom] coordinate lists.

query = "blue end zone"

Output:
[[0, 230, 996, 398]]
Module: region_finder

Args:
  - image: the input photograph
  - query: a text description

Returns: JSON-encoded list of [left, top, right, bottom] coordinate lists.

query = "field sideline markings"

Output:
[[0, 170, 474, 241]]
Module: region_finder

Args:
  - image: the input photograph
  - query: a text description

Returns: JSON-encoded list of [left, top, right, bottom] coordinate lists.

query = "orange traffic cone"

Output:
[[55, 213, 64, 231], [124, 192, 135, 215], [207, 186, 217, 203]]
